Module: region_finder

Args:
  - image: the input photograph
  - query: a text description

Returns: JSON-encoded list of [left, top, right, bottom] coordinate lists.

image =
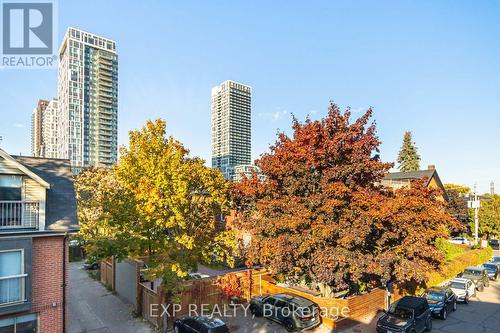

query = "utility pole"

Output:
[[468, 183, 481, 246]]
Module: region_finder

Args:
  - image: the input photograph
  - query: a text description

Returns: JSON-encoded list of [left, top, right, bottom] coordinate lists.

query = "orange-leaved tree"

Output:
[[232, 103, 461, 294]]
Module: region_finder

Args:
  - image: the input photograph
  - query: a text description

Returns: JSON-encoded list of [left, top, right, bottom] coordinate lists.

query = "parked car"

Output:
[[460, 267, 489, 291], [448, 237, 470, 245], [376, 296, 432, 333], [250, 293, 321, 332], [491, 256, 500, 264], [83, 256, 100, 270], [449, 278, 476, 304], [173, 316, 229, 333], [490, 239, 500, 250], [189, 272, 211, 279], [423, 286, 457, 319], [482, 263, 499, 280]]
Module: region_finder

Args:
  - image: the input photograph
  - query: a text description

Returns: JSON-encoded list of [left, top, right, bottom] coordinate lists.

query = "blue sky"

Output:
[[1, 0, 499, 193]]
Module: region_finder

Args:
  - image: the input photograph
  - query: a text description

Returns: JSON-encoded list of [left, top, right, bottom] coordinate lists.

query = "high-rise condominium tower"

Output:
[[211, 80, 252, 180], [58, 27, 118, 172], [31, 99, 59, 158], [41, 99, 59, 158], [31, 99, 49, 157]]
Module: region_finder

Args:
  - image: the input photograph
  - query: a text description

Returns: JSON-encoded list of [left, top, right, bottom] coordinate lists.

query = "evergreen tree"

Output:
[[397, 131, 421, 172]]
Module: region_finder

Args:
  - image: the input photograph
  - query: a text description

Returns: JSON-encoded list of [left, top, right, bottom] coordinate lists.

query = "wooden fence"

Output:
[[139, 282, 162, 328], [100, 258, 115, 290], [136, 268, 390, 331]]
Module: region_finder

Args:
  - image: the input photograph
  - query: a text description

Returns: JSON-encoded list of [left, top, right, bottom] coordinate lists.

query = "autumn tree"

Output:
[[444, 184, 471, 224], [478, 194, 500, 239], [75, 167, 138, 259], [397, 131, 421, 172], [233, 104, 460, 294], [76, 119, 237, 292], [114, 119, 237, 287]]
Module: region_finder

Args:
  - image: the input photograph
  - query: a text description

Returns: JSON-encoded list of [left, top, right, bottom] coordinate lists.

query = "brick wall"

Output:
[[32, 235, 68, 333]]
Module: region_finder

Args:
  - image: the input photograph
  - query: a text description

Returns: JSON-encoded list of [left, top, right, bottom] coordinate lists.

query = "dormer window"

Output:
[[0, 176, 22, 201]]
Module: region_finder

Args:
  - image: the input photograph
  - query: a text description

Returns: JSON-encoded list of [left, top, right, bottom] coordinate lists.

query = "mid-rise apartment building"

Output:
[[211, 80, 252, 180], [58, 27, 118, 172]]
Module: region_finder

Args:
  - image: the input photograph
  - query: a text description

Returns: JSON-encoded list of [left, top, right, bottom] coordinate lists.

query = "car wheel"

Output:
[[441, 308, 447, 320], [250, 304, 260, 317], [453, 300, 457, 311], [425, 318, 432, 331], [284, 320, 295, 332]]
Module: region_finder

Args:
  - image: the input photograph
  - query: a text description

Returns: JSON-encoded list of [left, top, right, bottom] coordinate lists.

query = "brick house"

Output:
[[0, 149, 78, 333]]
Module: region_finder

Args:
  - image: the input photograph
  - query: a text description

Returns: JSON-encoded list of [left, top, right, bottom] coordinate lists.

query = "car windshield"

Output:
[[492, 257, 500, 263], [483, 264, 496, 271], [388, 304, 413, 319], [425, 292, 444, 302], [450, 282, 465, 289], [463, 269, 481, 276]]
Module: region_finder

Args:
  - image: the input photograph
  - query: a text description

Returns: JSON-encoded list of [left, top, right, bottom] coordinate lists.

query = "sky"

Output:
[[0, 0, 499, 193]]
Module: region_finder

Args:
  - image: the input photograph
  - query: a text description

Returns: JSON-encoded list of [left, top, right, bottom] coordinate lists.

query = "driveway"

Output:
[[68, 262, 152, 333]]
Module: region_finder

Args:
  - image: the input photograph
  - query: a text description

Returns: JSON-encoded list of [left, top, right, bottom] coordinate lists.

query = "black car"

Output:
[[423, 286, 457, 319], [377, 296, 432, 333], [482, 263, 499, 280], [250, 293, 321, 332], [490, 239, 500, 250], [83, 256, 100, 270], [461, 267, 489, 291], [173, 316, 229, 333]]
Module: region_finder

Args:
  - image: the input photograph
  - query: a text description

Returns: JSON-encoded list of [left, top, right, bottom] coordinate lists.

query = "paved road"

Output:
[[338, 280, 500, 333], [68, 262, 151, 333]]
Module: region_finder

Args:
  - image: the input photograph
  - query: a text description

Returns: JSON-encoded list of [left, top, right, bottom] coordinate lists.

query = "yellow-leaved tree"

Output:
[[76, 119, 237, 294]]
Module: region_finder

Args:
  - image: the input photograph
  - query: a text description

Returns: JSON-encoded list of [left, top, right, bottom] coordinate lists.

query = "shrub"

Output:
[[426, 247, 492, 288], [435, 238, 466, 262]]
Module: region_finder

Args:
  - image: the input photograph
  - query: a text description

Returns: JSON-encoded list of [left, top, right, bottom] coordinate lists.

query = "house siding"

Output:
[[23, 178, 46, 229], [0, 157, 24, 175]]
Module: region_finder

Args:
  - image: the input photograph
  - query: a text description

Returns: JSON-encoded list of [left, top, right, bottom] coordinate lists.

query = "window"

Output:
[[0, 250, 26, 305], [0, 313, 37, 333], [0, 175, 22, 201]]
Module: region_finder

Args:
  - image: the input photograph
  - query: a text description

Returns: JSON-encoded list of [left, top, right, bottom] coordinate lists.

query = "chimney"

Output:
[[427, 164, 436, 171]]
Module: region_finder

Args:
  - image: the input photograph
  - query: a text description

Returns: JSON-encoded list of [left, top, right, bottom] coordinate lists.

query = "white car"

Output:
[[448, 237, 471, 245], [188, 272, 210, 279], [449, 278, 475, 303]]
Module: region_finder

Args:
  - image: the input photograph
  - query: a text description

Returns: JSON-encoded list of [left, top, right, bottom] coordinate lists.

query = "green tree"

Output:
[[397, 131, 421, 172], [478, 194, 500, 239], [444, 184, 471, 195], [75, 167, 139, 260], [76, 119, 237, 293], [114, 119, 237, 285]]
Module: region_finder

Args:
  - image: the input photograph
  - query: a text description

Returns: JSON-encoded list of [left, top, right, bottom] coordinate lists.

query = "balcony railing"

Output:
[[0, 274, 27, 305], [0, 201, 39, 229]]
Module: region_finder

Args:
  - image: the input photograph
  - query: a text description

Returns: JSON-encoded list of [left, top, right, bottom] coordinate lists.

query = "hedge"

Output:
[[426, 247, 493, 288]]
